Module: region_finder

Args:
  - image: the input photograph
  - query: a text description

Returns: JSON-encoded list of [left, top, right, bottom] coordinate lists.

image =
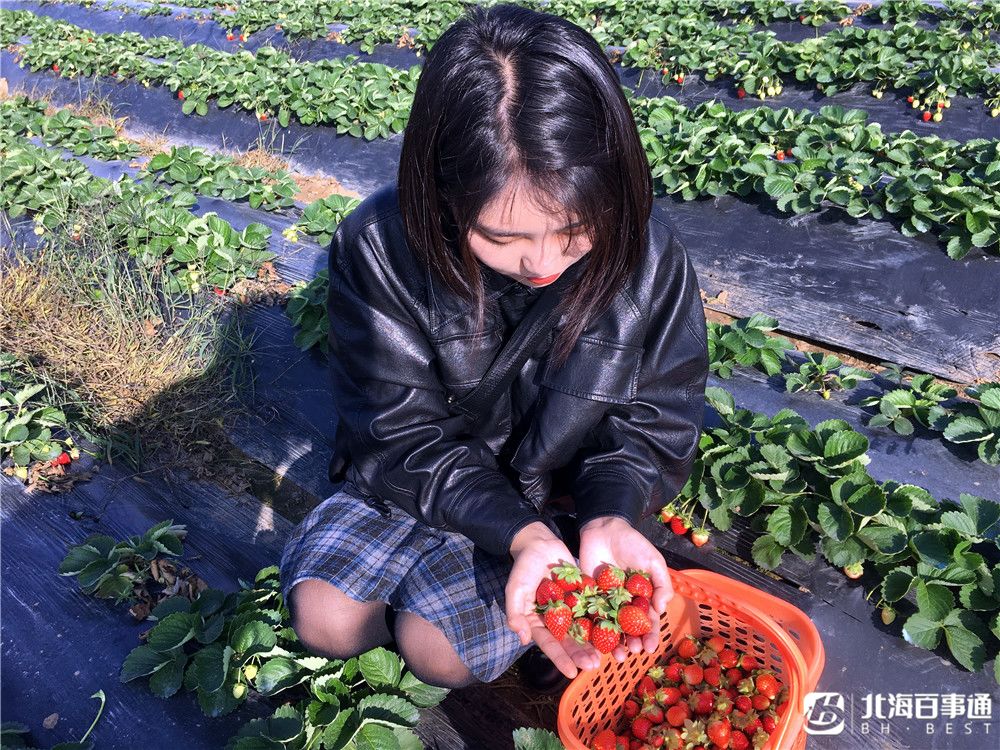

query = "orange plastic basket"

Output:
[[557, 568, 822, 750]]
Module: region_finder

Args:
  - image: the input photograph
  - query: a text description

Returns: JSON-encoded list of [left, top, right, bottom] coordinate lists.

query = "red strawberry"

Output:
[[659, 686, 682, 705], [922, 111, 932, 122], [735, 696, 752, 713], [706, 718, 731, 748], [580, 574, 598, 591], [676, 74, 684, 83], [755, 673, 780, 700], [730, 729, 750, 750], [677, 636, 700, 660], [706, 636, 726, 654], [726, 668, 744, 685], [638, 676, 657, 698], [591, 729, 618, 750], [751, 693, 771, 711], [631, 716, 652, 741], [51, 451, 71, 466], [178, 90, 185, 100], [703, 666, 722, 686], [624, 698, 641, 718], [682, 664, 704, 685], [259, 113, 268, 121], [213, 287, 226, 296], [719, 648, 739, 669], [596, 564, 626, 592], [52, 64, 60, 72], [775, 151, 785, 161], [239, 34, 246, 42], [715, 693, 734, 716], [761, 715, 778, 734], [564, 591, 579, 610], [737, 87, 746, 99], [590, 619, 622, 654], [619, 605, 652, 636], [111, 70, 117, 77], [552, 563, 584, 592], [535, 578, 564, 606], [670, 516, 689, 535], [569, 617, 593, 645], [226, 33, 234, 41], [625, 571, 653, 599], [544, 602, 573, 640], [739, 654, 759, 671], [665, 662, 683, 682], [906, 95, 914, 103], [630, 595, 650, 613], [640, 703, 664, 724], [937, 101, 945, 109], [692, 690, 715, 715], [666, 704, 690, 727]]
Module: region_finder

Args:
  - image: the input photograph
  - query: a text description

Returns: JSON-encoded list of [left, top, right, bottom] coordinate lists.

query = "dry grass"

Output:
[[0, 199, 255, 474]]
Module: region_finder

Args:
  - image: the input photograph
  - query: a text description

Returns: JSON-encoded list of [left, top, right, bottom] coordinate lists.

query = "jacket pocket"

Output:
[[537, 336, 643, 403], [432, 327, 504, 395]]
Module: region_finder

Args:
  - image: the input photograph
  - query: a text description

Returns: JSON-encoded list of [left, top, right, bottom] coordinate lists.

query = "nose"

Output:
[[522, 233, 566, 278]]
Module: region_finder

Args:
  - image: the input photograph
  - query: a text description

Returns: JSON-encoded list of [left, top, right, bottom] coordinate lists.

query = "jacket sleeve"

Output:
[[326, 219, 546, 557], [568, 229, 709, 530]]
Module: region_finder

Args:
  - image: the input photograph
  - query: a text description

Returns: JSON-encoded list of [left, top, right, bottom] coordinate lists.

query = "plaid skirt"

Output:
[[279, 482, 542, 683]]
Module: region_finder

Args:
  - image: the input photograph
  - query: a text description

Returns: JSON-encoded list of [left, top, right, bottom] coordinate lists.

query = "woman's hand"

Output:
[[578, 515, 673, 664], [505, 521, 603, 679]]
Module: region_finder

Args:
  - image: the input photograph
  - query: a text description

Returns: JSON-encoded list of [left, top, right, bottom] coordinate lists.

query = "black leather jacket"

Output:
[[326, 183, 709, 558]]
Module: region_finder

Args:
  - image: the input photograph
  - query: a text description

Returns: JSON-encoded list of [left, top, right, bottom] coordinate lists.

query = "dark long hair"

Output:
[[397, 2, 652, 370]]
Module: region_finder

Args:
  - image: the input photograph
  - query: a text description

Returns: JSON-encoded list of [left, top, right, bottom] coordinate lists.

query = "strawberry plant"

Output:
[[285, 270, 330, 354], [0, 370, 70, 472], [783, 352, 872, 399], [707, 314, 795, 379], [295, 194, 362, 246], [59, 521, 187, 603], [859, 373, 958, 435], [943, 383, 1000, 465]]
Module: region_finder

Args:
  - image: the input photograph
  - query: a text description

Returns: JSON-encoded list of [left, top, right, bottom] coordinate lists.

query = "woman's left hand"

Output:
[[577, 515, 674, 664]]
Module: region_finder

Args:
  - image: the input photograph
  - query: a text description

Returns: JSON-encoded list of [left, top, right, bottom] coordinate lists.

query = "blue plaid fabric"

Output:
[[279, 483, 536, 683]]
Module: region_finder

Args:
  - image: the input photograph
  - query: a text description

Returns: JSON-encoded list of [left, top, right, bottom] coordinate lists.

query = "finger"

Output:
[[505, 587, 531, 645], [649, 555, 674, 613], [612, 642, 629, 663], [642, 621, 660, 654], [531, 624, 579, 679], [564, 638, 602, 671]]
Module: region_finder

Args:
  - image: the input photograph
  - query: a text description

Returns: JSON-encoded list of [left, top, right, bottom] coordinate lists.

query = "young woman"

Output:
[[279, 3, 709, 690]]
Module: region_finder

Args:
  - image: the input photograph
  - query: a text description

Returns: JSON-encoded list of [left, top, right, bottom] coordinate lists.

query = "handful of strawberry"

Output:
[[658, 504, 710, 548], [589, 634, 789, 750], [536, 563, 656, 654]]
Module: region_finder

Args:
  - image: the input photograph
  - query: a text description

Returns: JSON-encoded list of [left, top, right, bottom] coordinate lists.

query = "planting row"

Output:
[[6, 18, 1000, 261], [1, 95, 359, 244], [0, 134, 275, 294], [17, 1, 1000, 120], [1, 9, 419, 137]]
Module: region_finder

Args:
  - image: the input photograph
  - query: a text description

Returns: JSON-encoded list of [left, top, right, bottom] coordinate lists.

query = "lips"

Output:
[[525, 272, 562, 285]]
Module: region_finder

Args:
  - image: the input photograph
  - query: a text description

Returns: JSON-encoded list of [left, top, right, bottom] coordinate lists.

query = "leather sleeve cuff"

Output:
[[444, 473, 546, 558], [571, 470, 647, 530]]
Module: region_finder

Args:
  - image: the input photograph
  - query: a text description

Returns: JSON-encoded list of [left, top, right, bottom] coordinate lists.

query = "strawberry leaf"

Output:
[[358, 647, 402, 690], [881, 567, 914, 602], [398, 671, 450, 708], [120, 645, 171, 682], [147, 612, 197, 652], [901, 612, 943, 650], [148, 652, 187, 699], [357, 694, 420, 727], [751, 534, 785, 570], [915, 581, 954, 622], [512, 727, 565, 750]]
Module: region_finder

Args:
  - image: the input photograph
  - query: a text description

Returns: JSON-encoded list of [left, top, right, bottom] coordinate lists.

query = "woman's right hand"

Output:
[[505, 521, 602, 679]]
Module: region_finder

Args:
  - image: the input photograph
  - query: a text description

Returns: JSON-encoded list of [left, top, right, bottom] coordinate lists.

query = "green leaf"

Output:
[[915, 580, 954, 621], [512, 727, 566, 750], [358, 647, 402, 690], [254, 656, 306, 696], [148, 652, 187, 699], [751, 534, 785, 570], [321, 707, 360, 750], [192, 643, 233, 694], [705, 387, 735, 416], [857, 525, 907, 555], [763, 173, 795, 197], [397, 671, 450, 708], [818, 502, 853, 541], [820, 535, 867, 567], [358, 694, 420, 727], [147, 612, 197, 652], [354, 723, 399, 750], [911, 529, 960, 569], [823, 430, 868, 468], [766, 505, 806, 547], [902, 612, 943, 650], [943, 620, 986, 672], [882, 567, 914, 602], [231, 621, 277, 655], [120, 645, 170, 682]]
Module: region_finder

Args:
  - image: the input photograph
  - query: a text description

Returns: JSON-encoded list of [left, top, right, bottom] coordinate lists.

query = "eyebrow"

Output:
[[473, 220, 585, 238]]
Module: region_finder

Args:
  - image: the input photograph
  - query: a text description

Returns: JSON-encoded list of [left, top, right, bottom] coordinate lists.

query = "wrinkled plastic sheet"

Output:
[[8, 0, 1000, 140]]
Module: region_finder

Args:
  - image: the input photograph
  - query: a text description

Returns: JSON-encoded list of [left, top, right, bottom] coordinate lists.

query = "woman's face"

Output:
[[466, 179, 592, 288]]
